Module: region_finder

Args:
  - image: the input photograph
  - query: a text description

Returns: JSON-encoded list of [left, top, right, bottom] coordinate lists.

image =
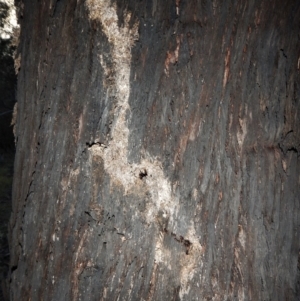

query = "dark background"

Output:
[[0, 2, 17, 300]]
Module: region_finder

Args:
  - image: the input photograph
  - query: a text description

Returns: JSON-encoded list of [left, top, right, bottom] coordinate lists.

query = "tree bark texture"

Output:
[[9, 0, 300, 300]]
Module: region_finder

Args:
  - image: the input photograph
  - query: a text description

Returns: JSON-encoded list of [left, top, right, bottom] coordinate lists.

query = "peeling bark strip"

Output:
[[86, 1, 202, 295], [9, 0, 300, 300]]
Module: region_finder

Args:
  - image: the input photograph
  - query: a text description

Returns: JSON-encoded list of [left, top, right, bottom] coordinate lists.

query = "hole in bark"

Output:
[[139, 168, 147, 179], [287, 147, 298, 153], [11, 265, 17, 272], [172, 233, 192, 255], [184, 239, 192, 255]]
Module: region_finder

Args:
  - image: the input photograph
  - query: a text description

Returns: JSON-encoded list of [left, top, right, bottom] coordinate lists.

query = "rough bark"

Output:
[[9, 0, 300, 300]]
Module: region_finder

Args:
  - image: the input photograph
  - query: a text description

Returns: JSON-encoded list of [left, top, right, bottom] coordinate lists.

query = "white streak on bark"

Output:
[[86, 2, 202, 298], [86, 0, 176, 227]]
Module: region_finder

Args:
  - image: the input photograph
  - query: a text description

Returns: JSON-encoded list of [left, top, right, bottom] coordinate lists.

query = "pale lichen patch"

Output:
[[179, 223, 203, 299], [223, 48, 231, 88], [164, 35, 181, 76], [86, 2, 201, 298], [86, 0, 178, 225], [238, 225, 246, 250], [282, 159, 287, 172], [237, 117, 247, 148], [154, 232, 172, 268], [175, 0, 180, 16]]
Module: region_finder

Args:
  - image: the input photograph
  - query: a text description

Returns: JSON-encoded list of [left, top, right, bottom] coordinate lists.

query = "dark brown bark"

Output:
[[9, 0, 300, 300]]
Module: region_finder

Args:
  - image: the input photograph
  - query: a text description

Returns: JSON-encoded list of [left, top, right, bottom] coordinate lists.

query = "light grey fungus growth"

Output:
[[85, 1, 203, 298]]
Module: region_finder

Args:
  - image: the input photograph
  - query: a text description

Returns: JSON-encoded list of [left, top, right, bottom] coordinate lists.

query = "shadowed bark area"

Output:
[[9, 0, 300, 300]]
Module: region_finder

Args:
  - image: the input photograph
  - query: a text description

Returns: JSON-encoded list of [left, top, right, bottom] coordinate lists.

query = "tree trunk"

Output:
[[9, 0, 300, 300]]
